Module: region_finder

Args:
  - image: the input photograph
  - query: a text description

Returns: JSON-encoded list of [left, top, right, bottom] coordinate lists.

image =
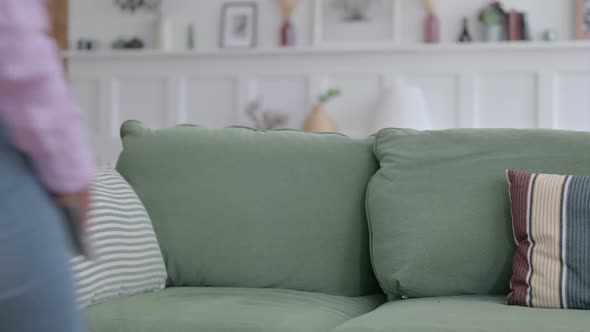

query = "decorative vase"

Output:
[[156, 14, 173, 51], [543, 29, 558, 42], [369, 78, 432, 134], [187, 23, 196, 50], [484, 24, 503, 42], [278, 0, 301, 47], [425, 14, 440, 43], [304, 104, 337, 133], [280, 19, 295, 46]]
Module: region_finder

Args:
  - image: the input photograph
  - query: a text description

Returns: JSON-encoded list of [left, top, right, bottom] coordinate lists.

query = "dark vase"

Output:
[[280, 19, 295, 47]]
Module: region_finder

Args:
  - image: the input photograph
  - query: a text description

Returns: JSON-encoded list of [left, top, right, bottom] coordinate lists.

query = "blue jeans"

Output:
[[0, 128, 86, 332]]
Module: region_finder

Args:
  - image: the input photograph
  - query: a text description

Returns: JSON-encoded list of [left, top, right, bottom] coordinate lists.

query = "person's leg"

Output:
[[0, 151, 86, 331]]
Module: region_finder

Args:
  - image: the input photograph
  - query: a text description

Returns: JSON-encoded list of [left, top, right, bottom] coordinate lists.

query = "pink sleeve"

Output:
[[0, 0, 94, 193]]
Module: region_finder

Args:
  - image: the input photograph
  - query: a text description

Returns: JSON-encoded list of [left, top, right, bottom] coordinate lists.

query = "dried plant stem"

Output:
[[278, 0, 302, 19], [423, 0, 435, 15]]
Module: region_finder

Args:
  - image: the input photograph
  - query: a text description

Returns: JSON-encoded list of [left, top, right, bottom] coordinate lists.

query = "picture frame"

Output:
[[576, 0, 590, 40], [313, 0, 399, 46], [220, 2, 258, 48]]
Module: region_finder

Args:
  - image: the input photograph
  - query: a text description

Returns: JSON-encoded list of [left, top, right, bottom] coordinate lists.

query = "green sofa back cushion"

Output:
[[116, 121, 379, 297], [368, 128, 590, 300]]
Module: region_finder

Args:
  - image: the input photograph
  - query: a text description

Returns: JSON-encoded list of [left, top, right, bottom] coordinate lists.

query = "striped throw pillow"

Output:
[[506, 170, 590, 309], [71, 169, 167, 308]]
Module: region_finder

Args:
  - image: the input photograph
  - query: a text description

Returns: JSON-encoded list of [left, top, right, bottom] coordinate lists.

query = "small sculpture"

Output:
[[77, 39, 100, 51], [458, 17, 473, 42], [245, 99, 289, 130], [111, 37, 145, 49], [543, 29, 558, 42], [114, 0, 162, 12]]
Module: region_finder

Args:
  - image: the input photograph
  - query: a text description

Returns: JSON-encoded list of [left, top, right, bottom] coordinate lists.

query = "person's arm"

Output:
[[0, 0, 94, 194]]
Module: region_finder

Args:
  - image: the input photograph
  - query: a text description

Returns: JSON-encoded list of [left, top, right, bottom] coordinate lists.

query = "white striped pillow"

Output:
[[71, 169, 167, 308]]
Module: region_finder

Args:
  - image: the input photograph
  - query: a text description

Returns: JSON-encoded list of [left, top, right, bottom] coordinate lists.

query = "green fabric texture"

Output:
[[116, 121, 379, 296], [87, 287, 385, 332], [332, 296, 590, 332], [368, 129, 590, 299]]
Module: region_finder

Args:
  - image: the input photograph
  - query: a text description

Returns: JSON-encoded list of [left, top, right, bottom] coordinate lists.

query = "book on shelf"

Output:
[[508, 10, 531, 41], [508, 11, 520, 40]]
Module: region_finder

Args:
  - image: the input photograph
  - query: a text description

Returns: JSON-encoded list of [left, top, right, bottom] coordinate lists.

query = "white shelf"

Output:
[[64, 41, 590, 60]]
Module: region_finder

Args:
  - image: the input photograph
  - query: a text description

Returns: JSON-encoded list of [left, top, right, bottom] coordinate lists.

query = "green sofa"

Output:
[[88, 121, 590, 332]]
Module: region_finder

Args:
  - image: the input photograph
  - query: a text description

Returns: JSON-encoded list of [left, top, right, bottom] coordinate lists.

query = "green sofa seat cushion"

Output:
[[116, 121, 379, 297], [332, 296, 590, 332], [87, 287, 385, 332], [368, 129, 590, 299]]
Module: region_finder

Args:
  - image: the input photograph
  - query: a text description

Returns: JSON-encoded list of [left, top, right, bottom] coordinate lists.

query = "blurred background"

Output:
[[50, 0, 590, 163]]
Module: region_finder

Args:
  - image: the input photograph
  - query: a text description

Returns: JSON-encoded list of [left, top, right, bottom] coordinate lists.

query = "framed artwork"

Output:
[[576, 0, 590, 40], [220, 2, 258, 48], [313, 0, 398, 45]]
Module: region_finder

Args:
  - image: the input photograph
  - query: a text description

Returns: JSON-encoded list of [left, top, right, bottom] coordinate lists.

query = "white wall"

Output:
[[71, 0, 575, 50], [67, 44, 590, 164], [69, 0, 587, 165]]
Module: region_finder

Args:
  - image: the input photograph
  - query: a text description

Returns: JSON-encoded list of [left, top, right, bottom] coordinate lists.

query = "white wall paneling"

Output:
[[66, 43, 590, 164], [326, 74, 382, 138], [70, 78, 100, 133], [402, 74, 459, 129], [475, 73, 538, 128], [536, 71, 558, 129], [114, 78, 168, 129], [556, 72, 590, 131], [182, 77, 237, 127]]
